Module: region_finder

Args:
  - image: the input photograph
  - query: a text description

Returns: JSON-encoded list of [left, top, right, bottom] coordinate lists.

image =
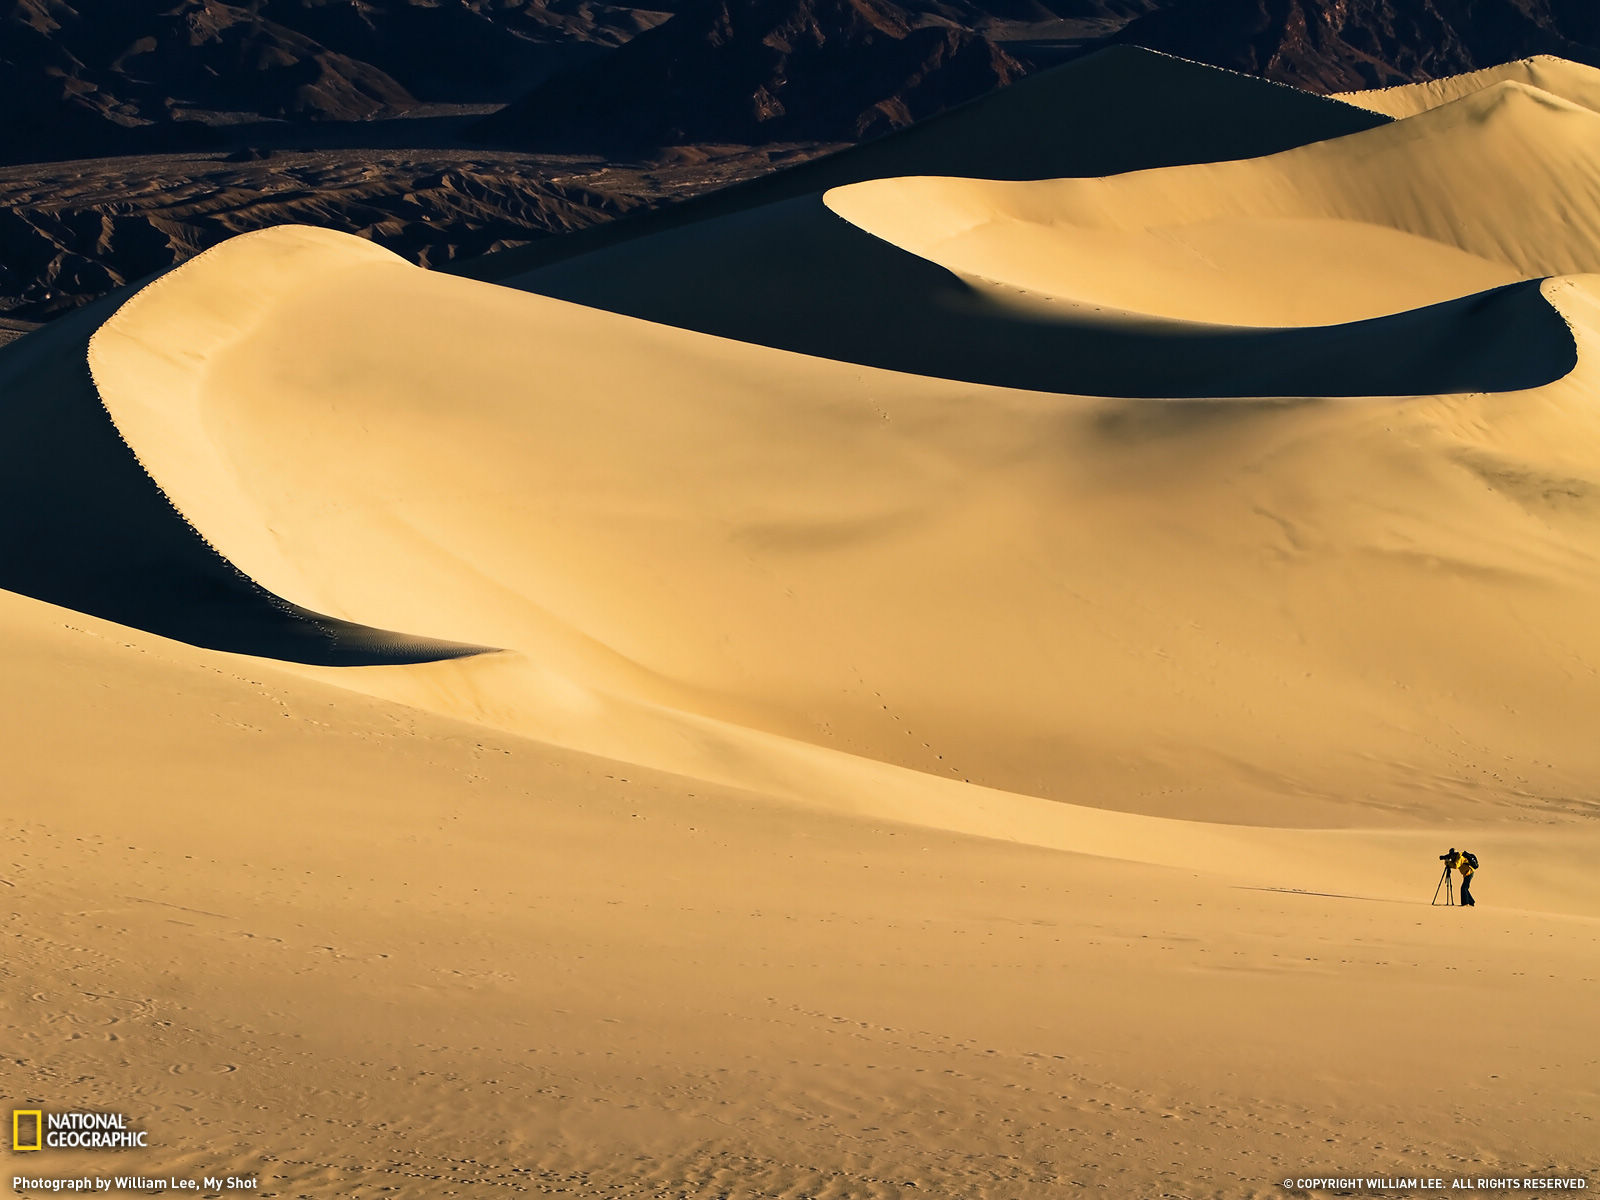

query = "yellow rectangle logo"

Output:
[[13, 1109, 42, 1151]]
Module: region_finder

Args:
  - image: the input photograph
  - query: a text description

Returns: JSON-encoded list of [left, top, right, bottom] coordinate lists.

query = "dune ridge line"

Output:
[[82, 228, 493, 664]]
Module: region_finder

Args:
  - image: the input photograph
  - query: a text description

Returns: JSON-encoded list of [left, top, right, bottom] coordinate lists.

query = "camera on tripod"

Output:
[[1432, 847, 1475, 906]]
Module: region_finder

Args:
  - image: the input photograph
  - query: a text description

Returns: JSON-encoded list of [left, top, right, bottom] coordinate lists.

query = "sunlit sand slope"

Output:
[[827, 78, 1600, 326], [85, 226, 1600, 830], [5, 585, 1599, 1198], [1339, 54, 1600, 118]]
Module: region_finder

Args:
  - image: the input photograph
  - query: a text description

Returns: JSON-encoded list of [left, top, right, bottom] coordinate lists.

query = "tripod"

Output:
[[1432, 863, 1455, 906]]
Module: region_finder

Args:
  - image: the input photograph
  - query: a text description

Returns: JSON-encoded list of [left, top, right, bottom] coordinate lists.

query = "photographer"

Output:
[[1458, 848, 1477, 907], [1438, 847, 1479, 907]]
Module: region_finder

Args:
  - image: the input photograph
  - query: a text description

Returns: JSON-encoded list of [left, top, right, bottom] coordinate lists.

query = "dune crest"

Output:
[[1339, 54, 1600, 118], [821, 76, 1600, 326]]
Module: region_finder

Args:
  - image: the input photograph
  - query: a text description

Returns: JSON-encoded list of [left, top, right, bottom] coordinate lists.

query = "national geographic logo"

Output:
[[13, 1111, 41, 1152], [11, 1111, 148, 1151]]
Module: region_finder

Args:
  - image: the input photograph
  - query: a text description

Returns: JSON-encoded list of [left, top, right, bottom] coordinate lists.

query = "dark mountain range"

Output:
[[242, 0, 670, 101], [1, 0, 401, 163], [0, 0, 665, 166], [900, 0, 1153, 32], [469, 0, 1600, 154], [7, 0, 1600, 170], [1114, 0, 1600, 91], [471, 0, 1029, 151]]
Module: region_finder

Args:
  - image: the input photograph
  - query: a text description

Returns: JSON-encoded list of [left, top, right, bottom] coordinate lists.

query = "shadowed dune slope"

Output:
[[504, 192, 1575, 394], [1339, 54, 1600, 117], [0, 292, 486, 665], [84, 225, 1600, 825], [455, 45, 1389, 283]]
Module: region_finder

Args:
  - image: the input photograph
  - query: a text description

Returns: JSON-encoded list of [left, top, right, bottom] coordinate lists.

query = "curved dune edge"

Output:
[[0, 275, 487, 666], [819, 77, 1600, 327], [83, 230, 495, 665], [86, 227, 399, 623], [518, 189, 1578, 396], [507, 79, 1592, 389], [79, 364, 495, 666]]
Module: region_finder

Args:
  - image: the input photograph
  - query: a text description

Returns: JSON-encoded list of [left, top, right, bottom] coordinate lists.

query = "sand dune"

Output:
[[83, 224, 1600, 835], [1339, 54, 1600, 118], [0, 288, 482, 665], [513, 77, 1600, 340], [8, 52, 1600, 1200]]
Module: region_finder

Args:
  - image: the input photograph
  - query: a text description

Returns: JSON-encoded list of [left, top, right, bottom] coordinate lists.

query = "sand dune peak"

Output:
[[1339, 54, 1600, 118]]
